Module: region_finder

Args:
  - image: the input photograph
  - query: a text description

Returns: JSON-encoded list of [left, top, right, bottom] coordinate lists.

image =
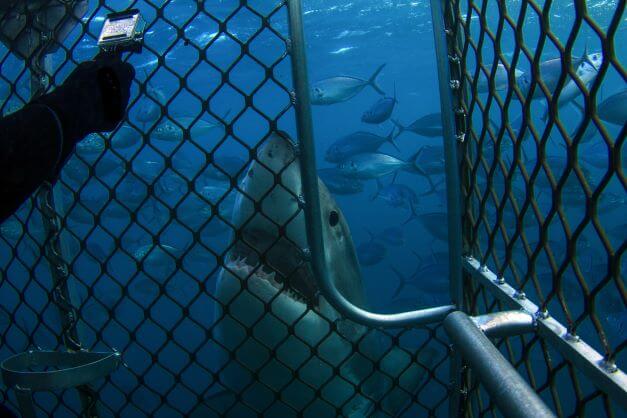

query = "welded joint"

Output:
[[470, 310, 536, 339]]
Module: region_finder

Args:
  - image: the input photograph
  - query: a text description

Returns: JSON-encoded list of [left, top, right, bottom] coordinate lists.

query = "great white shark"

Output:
[[211, 132, 437, 417]]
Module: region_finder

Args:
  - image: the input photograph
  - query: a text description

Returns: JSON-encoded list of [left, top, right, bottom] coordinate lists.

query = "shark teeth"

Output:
[[225, 255, 308, 304]]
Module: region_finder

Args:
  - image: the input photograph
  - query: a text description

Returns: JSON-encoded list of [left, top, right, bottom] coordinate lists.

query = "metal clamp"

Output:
[[1, 350, 121, 418]]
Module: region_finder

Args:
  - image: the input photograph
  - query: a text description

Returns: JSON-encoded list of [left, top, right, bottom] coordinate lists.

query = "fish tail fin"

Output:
[[390, 266, 409, 298], [403, 201, 419, 225], [406, 148, 428, 175], [412, 249, 424, 266], [541, 103, 551, 122], [387, 127, 400, 152], [393, 81, 398, 103], [364, 227, 376, 243], [391, 118, 405, 138], [420, 175, 442, 197], [369, 63, 386, 95], [371, 178, 384, 201], [572, 100, 585, 116], [521, 144, 529, 164]]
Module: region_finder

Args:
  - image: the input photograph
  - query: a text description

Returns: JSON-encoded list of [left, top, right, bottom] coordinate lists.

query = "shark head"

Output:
[[222, 131, 365, 310]]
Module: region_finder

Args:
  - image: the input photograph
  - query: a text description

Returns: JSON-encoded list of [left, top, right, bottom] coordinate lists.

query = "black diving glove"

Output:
[[35, 53, 135, 152]]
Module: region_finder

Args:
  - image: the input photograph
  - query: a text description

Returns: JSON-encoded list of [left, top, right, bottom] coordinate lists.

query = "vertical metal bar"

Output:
[[429, 0, 465, 416], [285, 0, 455, 328]]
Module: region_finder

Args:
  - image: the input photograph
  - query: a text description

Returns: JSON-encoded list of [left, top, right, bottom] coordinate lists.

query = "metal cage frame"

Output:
[[0, 0, 625, 417]]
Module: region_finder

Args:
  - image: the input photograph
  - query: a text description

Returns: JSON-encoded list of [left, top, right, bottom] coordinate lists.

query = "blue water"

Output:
[[0, 0, 625, 417]]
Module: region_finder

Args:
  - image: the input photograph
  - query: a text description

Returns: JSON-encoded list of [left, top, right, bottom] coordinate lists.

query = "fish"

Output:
[[361, 84, 397, 124], [76, 134, 105, 156], [110, 125, 142, 150], [85, 241, 112, 263], [324, 129, 398, 163], [202, 155, 248, 182], [372, 178, 421, 223], [337, 151, 425, 180], [0, 217, 23, 241], [310, 64, 386, 105], [357, 230, 387, 266], [377, 226, 405, 247], [516, 53, 590, 100], [132, 243, 182, 275], [477, 64, 525, 93], [413, 144, 445, 176], [317, 168, 364, 195], [152, 117, 225, 142], [597, 89, 627, 126], [390, 251, 448, 299], [392, 112, 443, 138], [0, 0, 88, 60], [329, 46, 356, 55], [135, 79, 165, 126], [214, 131, 433, 416], [417, 212, 448, 242], [133, 160, 164, 182], [553, 51, 603, 108]]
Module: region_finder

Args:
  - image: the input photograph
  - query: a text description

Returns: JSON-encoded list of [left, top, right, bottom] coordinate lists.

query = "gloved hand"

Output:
[[36, 53, 135, 148]]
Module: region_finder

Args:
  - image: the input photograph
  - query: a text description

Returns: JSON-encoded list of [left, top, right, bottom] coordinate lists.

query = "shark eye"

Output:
[[329, 210, 339, 227]]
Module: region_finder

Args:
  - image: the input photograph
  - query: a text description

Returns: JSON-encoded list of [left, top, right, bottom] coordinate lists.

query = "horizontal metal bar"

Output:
[[471, 311, 536, 339], [287, 0, 455, 328], [464, 257, 627, 410], [444, 311, 557, 418]]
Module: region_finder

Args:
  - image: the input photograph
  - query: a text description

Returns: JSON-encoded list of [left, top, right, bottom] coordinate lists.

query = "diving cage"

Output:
[[0, 0, 625, 417]]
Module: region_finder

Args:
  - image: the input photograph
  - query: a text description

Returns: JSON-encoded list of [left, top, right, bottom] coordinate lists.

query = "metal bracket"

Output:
[[1, 350, 121, 418]]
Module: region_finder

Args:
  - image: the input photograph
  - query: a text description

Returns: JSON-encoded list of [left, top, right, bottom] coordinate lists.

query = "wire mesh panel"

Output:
[[0, 1, 455, 417], [453, 0, 625, 415]]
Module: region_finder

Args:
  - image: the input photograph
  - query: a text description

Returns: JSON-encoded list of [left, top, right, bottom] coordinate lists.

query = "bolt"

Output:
[[535, 309, 549, 320], [450, 79, 461, 90], [301, 248, 311, 261], [297, 194, 306, 208], [494, 276, 505, 285], [480, 265, 488, 273], [513, 290, 526, 300], [565, 332, 580, 343], [600, 359, 618, 373]]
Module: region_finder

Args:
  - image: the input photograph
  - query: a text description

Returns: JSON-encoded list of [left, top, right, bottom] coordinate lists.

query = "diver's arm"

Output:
[[0, 103, 67, 222], [0, 54, 134, 223]]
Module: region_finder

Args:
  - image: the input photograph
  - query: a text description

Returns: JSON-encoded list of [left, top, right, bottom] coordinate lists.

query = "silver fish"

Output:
[[152, 117, 225, 142], [338, 151, 421, 179], [597, 89, 627, 126], [311, 64, 386, 105]]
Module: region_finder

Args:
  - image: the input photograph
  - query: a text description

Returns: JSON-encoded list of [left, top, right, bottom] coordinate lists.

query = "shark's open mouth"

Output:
[[225, 230, 319, 307]]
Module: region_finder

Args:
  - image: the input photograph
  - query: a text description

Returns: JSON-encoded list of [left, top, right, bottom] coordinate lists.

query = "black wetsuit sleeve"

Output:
[[0, 103, 65, 222]]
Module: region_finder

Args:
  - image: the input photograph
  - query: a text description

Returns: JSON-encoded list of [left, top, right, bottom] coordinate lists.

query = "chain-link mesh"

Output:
[[0, 1, 453, 416], [453, 0, 625, 416]]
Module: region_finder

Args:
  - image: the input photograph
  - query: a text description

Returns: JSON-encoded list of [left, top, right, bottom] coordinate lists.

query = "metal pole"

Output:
[[429, 0, 465, 415], [444, 311, 557, 418], [286, 0, 455, 329], [464, 256, 627, 409], [471, 310, 535, 338]]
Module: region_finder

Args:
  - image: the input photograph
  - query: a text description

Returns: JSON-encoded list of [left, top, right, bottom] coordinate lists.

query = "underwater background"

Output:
[[0, 0, 625, 416]]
